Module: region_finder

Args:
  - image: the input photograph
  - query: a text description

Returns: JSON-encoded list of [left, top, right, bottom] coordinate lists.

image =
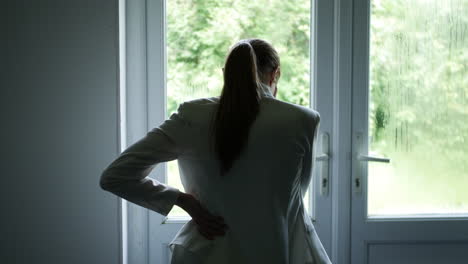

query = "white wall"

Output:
[[1, 0, 121, 263]]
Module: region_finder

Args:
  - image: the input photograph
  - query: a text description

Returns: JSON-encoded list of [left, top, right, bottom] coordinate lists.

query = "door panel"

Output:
[[368, 242, 468, 264], [351, 0, 468, 263], [366, 0, 468, 217]]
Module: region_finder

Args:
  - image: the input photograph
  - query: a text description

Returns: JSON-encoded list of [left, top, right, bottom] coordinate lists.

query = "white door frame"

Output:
[[120, 0, 355, 263], [119, 0, 179, 263], [313, 0, 355, 262], [328, 0, 354, 263], [121, 0, 152, 263]]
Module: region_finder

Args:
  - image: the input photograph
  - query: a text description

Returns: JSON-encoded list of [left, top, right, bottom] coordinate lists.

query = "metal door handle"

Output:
[[315, 132, 330, 196], [354, 132, 391, 194], [316, 154, 329, 161], [358, 155, 390, 163]]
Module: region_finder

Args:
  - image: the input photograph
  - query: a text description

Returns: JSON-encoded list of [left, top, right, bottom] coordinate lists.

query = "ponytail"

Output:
[[212, 41, 261, 176]]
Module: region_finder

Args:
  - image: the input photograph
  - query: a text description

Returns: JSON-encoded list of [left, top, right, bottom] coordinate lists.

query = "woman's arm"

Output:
[[100, 128, 182, 216], [100, 103, 227, 238]]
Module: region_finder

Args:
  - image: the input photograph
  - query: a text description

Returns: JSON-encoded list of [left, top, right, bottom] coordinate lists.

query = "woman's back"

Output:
[[161, 84, 330, 263], [100, 38, 332, 263]]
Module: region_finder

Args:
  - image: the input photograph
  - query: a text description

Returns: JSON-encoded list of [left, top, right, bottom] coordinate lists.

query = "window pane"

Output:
[[368, 0, 468, 216], [166, 0, 311, 217]]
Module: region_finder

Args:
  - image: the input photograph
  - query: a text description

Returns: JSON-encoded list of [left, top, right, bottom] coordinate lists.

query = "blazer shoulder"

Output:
[[272, 99, 320, 123], [179, 96, 219, 110], [301, 107, 320, 123], [296, 106, 320, 135], [176, 97, 220, 123]]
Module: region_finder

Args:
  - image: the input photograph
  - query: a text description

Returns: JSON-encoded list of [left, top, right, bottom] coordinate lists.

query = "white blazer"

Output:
[[100, 83, 332, 264]]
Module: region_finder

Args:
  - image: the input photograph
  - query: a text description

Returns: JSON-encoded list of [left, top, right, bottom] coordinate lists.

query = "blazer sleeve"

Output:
[[300, 111, 320, 197], [99, 103, 189, 216]]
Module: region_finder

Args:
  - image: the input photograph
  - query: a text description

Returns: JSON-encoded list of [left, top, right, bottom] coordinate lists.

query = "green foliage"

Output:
[[166, 0, 311, 115], [165, 0, 311, 217], [369, 0, 468, 214]]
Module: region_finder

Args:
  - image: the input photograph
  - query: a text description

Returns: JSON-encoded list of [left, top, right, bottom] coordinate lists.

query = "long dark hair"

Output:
[[211, 39, 280, 176]]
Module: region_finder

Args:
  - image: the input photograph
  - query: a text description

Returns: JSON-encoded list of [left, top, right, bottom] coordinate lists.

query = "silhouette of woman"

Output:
[[100, 38, 331, 264]]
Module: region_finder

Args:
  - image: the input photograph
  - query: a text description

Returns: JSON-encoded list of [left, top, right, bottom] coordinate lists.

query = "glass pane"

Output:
[[368, 0, 468, 216], [166, 0, 311, 217]]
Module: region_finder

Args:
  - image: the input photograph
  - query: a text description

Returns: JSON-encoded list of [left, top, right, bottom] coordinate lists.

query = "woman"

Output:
[[100, 38, 331, 264]]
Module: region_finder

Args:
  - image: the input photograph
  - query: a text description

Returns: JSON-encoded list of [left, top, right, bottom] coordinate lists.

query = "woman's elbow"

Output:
[[99, 170, 113, 191]]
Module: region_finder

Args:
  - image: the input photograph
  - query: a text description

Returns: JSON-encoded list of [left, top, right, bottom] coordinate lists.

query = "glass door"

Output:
[[351, 0, 468, 263], [149, 0, 334, 262], [122, 0, 336, 262]]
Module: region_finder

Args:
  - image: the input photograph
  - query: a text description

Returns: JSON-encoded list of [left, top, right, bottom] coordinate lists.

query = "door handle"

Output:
[[316, 154, 329, 161], [354, 132, 391, 194], [315, 132, 330, 196], [358, 155, 390, 163]]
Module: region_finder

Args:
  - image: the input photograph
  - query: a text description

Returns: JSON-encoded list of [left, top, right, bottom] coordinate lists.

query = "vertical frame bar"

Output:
[[313, 0, 335, 259], [146, 0, 188, 263], [118, 0, 128, 263], [332, 0, 354, 262], [123, 0, 150, 263], [351, 0, 370, 262]]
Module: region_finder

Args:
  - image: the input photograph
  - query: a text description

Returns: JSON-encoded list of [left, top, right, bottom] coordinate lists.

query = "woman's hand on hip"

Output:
[[175, 192, 229, 240]]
